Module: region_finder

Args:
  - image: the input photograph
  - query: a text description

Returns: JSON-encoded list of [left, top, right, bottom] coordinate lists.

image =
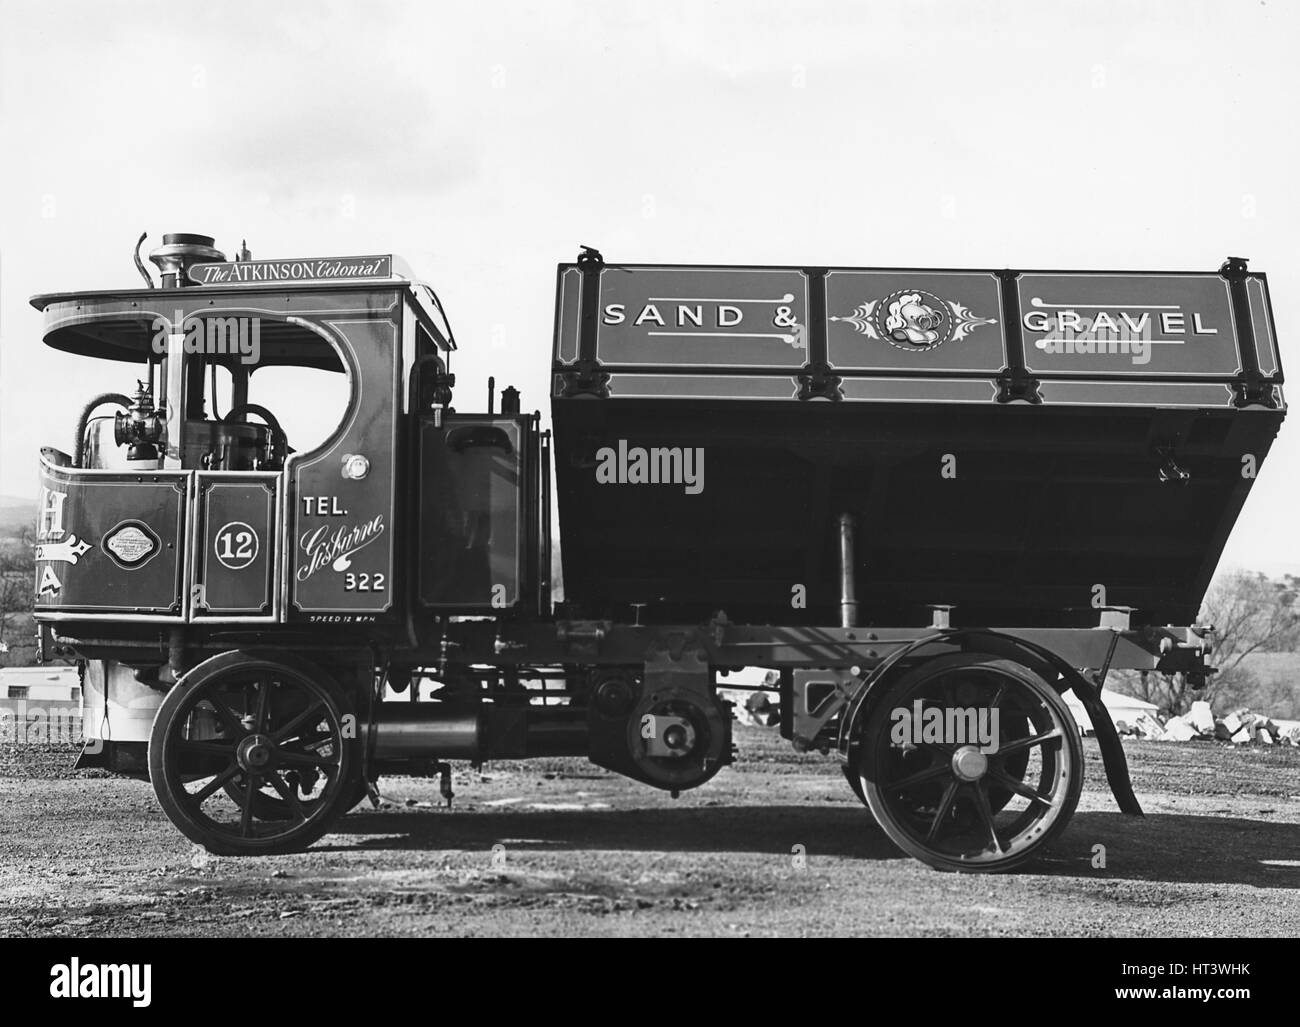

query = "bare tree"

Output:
[[0, 524, 37, 666], [1114, 569, 1300, 717]]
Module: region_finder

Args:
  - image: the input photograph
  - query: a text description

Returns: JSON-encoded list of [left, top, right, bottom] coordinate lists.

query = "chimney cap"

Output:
[[160, 232, 217, 248]]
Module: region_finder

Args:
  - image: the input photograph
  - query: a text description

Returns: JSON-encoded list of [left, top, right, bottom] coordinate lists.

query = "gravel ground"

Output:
[[1, 729, 1297, 937]]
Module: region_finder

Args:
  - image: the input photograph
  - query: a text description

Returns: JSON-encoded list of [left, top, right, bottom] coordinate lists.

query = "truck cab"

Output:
[[32, 233, 546, 767]]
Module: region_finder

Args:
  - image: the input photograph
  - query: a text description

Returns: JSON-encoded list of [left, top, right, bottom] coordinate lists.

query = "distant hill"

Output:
[[0, 496, 35, 538]]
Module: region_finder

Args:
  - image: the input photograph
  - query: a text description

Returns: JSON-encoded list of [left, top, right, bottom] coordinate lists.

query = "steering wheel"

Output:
[[222, 403, 290, 466]]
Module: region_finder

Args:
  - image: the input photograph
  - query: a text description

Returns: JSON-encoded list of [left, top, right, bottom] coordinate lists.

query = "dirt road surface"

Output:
[[2, 728, 1297, 937]]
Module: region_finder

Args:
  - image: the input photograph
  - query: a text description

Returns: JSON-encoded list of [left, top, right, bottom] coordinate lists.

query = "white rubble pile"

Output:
[[1151, 703, 1298, 746], [1189, 701, 1215, 734], [1161, 717, 1197, 742]]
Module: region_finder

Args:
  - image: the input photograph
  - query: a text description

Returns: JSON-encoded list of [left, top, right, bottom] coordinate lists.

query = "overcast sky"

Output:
[[1, 0, 1296, 574]]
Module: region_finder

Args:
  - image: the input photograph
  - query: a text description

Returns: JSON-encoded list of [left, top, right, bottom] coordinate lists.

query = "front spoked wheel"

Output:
[[857, 653, 1082, 872], [148, 651, 360, 856]]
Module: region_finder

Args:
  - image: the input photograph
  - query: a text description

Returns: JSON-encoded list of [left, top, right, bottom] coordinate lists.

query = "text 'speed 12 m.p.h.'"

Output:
[[29, 237, 1284, 871]]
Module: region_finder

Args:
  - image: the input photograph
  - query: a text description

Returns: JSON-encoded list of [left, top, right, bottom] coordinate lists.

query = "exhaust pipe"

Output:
[[369, 704, 588, 762], [148, 233, 225, 289], [838, 512, 859, 628], [372, 707, 484, 760]]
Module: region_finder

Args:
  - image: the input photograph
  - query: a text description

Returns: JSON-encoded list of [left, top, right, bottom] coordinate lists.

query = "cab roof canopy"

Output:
[[30, 277, 455, 372]]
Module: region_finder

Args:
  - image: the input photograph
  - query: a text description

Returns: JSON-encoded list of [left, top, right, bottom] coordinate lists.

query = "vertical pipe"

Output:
[[232, 364, 249, 414], [541, 430, 553, 613], [487, 376, 495, 414], [163, 336, 186, 468], [838, 512, 858, 628]]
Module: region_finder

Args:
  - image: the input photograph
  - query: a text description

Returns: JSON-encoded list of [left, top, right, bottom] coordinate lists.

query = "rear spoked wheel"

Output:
[[857, 653, 1082, 872], [148, 651, 360, 856]]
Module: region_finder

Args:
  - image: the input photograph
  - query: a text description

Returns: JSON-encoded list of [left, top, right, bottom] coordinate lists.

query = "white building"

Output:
[[0, 664, 81, 702], [1061, 687, 1160, 735]]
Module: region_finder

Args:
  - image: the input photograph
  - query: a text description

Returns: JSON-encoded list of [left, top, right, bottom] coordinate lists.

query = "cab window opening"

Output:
[[64, 312, 350, 474]]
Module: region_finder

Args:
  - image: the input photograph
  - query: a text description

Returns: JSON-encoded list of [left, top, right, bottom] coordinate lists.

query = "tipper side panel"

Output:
[[550, 263, 1285, 627]]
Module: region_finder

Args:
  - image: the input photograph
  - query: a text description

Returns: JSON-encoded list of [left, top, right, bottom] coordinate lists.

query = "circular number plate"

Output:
[[214, 521, 260, 570]]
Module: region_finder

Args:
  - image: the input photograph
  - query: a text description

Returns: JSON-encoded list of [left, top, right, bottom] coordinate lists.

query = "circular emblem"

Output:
[[874, 289, 955, 350], [214, 521, 260, 571], [101, 520, 161, 570]]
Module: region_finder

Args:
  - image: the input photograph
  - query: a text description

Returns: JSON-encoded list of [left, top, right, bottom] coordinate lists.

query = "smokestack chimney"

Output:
[[148, 233, 225, 288]]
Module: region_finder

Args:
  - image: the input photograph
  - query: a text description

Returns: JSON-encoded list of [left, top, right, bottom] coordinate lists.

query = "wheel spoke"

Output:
[[890, 762, 951, 794], [969, 782, 1005, 856], [188, 763, 240, 804], [240, 773, 257, 836], [925, 778, 961, 842], [267, 772, 307, 823], [996, 727, 1063, 757], [271, 701, 326, 744], [205, 690, 249, 740], [254, 675, 272, 733], [988, 767, 1058, 809]]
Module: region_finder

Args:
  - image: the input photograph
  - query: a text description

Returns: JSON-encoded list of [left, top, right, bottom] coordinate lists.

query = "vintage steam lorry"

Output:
[[30, 235, 1286, 871]]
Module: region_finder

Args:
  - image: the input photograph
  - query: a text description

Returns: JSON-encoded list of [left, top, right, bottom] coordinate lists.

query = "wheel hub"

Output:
[[237, 733, 277, 772], [950, 745, 988, 782]]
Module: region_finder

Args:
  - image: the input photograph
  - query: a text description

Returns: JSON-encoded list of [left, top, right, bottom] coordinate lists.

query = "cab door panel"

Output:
[[418, 416, 525, 608], [191, 473, 278, 619]]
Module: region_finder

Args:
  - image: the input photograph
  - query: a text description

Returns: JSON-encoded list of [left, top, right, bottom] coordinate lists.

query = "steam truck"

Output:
[[29, 234, 1285, 870]]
